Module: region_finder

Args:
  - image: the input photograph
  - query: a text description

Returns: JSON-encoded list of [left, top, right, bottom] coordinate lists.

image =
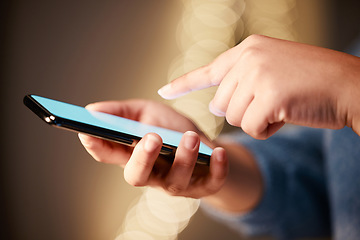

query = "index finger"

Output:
[[158, 46, 240, 100]]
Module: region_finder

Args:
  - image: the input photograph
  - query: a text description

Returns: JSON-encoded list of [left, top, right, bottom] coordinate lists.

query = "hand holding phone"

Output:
[[24, 95, 212, 165], [24, 95, 229, 198]]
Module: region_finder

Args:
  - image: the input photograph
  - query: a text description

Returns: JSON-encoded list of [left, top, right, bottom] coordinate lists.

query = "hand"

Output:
[[78, 99, 228, 198], [158, 35, 360, 139]]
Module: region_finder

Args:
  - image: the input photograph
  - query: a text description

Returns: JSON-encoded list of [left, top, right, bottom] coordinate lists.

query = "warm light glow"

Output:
[[115, 0, 300, 239], [143, 188, 200, 224], [170, 0, 244, 139], [116, 1, 244, 239], [115, 230, 155, 240], [117, 188, 200, 240], [243, 0, 298, 41]]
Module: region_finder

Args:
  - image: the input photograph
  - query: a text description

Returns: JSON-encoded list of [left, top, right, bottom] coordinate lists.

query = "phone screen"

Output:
[[24, 95, 212, 164]]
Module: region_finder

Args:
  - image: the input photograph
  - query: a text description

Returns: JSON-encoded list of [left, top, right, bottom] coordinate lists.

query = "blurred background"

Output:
[[1, 0, 360, 239]]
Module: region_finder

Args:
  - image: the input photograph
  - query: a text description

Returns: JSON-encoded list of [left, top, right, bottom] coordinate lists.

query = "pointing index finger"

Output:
[[158, 65, 217, 100], [158, 46, 240, 100]]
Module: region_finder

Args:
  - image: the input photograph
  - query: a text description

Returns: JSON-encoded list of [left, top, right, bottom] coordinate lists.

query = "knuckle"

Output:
[[165, 184, 185, 196], [252, 132, 267, 140], [204, 64, 220, 86], [266, 87, 282, 100], [241, 45, 261, 61], [241, 123, 265, 140], [135, 157, 155, 170], [239, 36, 270, 69], [203, 184, 221, 195], [239, 120, 252, 135], [174, 160, 195, 170], [242, 34, 265, 47], [181, 71, 192, 83], [213, 171, 228, 184], [248, 34, 264, 41]]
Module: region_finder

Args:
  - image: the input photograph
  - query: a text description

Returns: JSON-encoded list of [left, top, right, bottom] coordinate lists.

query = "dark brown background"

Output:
[[1, 0, 359, 239]]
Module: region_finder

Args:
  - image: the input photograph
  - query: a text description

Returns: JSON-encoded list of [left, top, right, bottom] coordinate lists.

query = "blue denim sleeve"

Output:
[[201, 127, 331, 240]]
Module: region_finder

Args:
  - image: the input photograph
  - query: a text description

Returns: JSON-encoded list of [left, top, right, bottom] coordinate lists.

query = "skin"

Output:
[[80, 34, 360, 214], [79, 100, 263, 213], [159, 35, 360, 139]]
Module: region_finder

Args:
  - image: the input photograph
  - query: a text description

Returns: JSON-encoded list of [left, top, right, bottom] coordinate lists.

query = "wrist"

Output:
[[344, 56, 360, 135], [202, 141, 263, 214]]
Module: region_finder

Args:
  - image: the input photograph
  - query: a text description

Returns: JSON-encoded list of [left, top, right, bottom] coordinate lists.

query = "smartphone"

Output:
[[23, 94, 212, 165]]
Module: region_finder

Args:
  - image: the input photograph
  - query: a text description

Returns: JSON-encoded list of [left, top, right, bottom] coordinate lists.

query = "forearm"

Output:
[[202, 141, 263, 214]]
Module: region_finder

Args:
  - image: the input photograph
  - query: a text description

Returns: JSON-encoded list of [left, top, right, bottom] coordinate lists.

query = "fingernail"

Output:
[[144, 134, 160, 152], [215, 147, 226, 163], [78, 134, 91, 147], [85, 103, 96, 110], [158, 84, 172, 99], [184, 131, 199, 150], [209, 101, 226, 117]]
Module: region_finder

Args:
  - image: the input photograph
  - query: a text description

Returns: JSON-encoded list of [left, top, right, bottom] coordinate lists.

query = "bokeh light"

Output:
[[243, 0, 298, 41], [170, 0, 244, 140], [117, 188, 200, 240], [116, 1, 243, 237], [115, 0, 300, 239]]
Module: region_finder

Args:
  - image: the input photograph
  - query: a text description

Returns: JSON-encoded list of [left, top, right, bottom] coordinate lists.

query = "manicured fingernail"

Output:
[[144, 134, 160, 152], [184, 131, 199, 150], [209, 100, 226, 117], [158, 84, 172, 99], [84, 103, 96, 110]]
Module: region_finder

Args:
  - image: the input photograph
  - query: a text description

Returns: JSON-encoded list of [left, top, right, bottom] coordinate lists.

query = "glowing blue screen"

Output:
[[32, 95, 213, 156]]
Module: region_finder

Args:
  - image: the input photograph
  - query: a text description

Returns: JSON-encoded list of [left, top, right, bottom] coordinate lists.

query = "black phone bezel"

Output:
[[23, 95, 210, 165]]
